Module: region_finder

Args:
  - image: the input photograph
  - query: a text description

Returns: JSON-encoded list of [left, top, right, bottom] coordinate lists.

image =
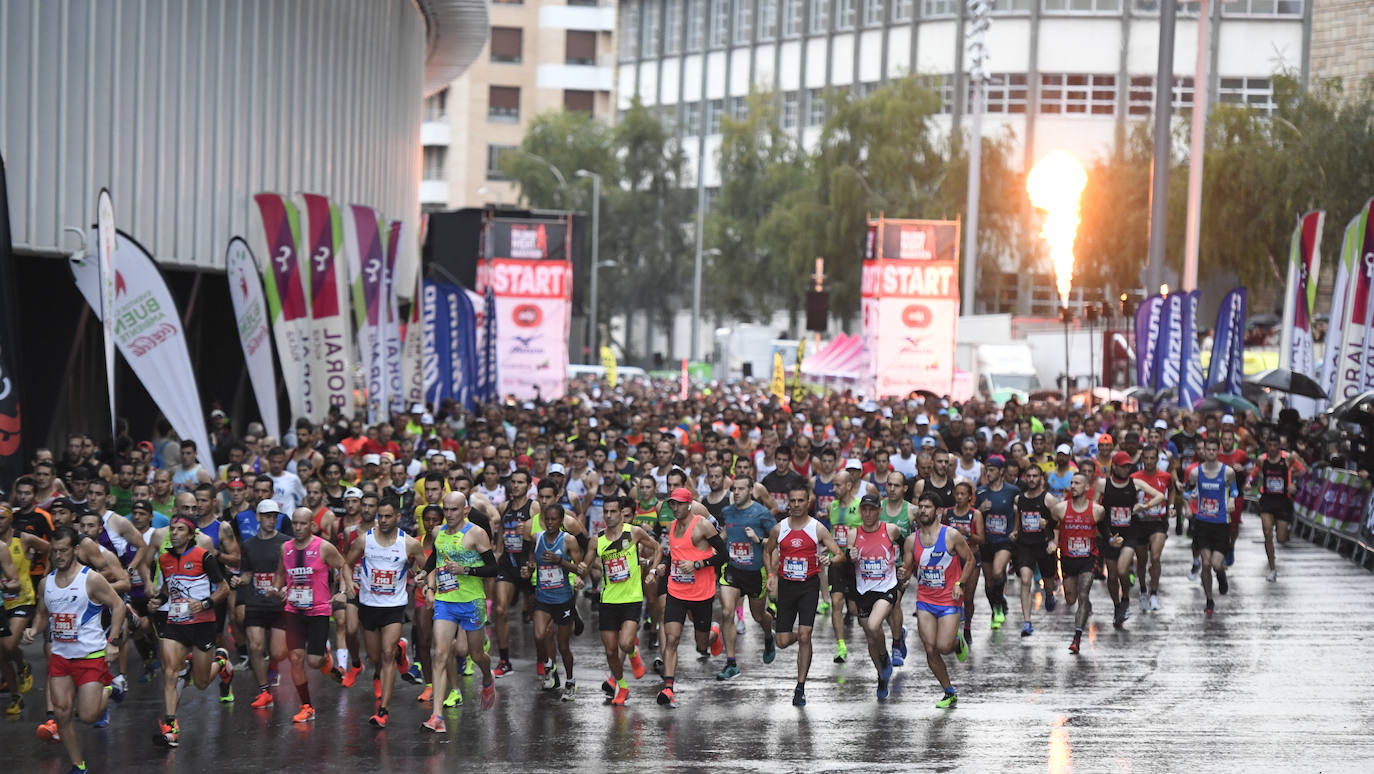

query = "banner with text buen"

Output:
[[226, 238, 281, 440], [1207, 287, 1247, 397], [72, 229, 212, 469], [1179, 290, 1206, 408], [1135, 294, 1164, 388], [96, 189, 118, 441], [1153, 292, 1182, 393], [0, 155, 22, 484], [383, 221, 405, 415], [342, 204, 388, 422], [298, 194, 354, 421], [250, 193, 311, 424], [1331, 198, 1374, 403], [1278, 210, 1325, 416], [862, 217, 960, 398]]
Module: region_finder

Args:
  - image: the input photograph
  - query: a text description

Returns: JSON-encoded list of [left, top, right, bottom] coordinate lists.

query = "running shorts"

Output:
[[720, 565, 766, 600], [162, 621, 217, 652], [535, 598, 576, 626], [663, 594, 713, 630], [1259, 496, 1292, 523], [597, 601, 643, 633], [774, 576, 821, 633], [980, 542, 1013, 566], [916, 601, 962, 618], [1134, 520, 1168, 543], [283, 613, 331, 656], [434, 600, 486, 632], [1014, 542, 1059, 579], [243, 607, 285, 631], [853, 587, 898, 618], [48, 654, 112, 687], [1059, 556, 1096, 578], [357, 603, 406, 632], [1194, 521, 1231, 554], [827, 562, 854, 596]]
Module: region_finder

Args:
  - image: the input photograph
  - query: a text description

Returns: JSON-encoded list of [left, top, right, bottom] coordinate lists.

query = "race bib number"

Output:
[[604, 556, 631, 584], [781, 556, 808, 581], [859, 557, 886, 581], [772, 492, 787, 512], [503, 529, 523, 553], [1020, 511, 1041, 532], [253, 572, 275, 593], [1067, 536, 1092, 557], [1110, 507, 1132, 528], [538, 566, 564, 590], [833, 526, 849, 548], [919, 565, 944, 588], [986, 515, 1007, 535], [352, 565, 363, 588], [287, 585, 313, 609], [669, 561, 695, 584], [169, 599, 193, 622], [435, 568, 460, 594], [1200, 498, 1220, 516], [728, 541, 754, 564], [1265, 475, 1284, 494], [52, 612, 78, 642], [368, 569, 400, 595], [1, 585, 17, 601], [129, 569, 143, 587]]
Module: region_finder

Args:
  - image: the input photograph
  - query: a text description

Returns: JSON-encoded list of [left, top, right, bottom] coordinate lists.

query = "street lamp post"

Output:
[[576, 170, 601, 362]]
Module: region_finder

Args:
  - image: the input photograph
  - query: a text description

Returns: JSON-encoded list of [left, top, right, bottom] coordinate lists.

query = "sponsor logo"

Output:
[[901, 304, 931, 328], [512, 304, 542, 327], [510, 334, 544, 356], [0, 406, 21, 456], [510, 224, 549, 260]]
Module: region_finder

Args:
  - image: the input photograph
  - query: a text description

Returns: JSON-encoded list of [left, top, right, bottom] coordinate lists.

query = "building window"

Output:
[[687, 0, 705, 51], [804, 87, 827, 126], [660, 104, 678, 133], [565, 90, 596, 114], [486, 145, 515, 180], [1126, 75, 1194, 116], [568, 0, 598, 5], [643, 0, 661, 57], [735, 0, 754, 43], [855, 81, 880, 97], [918, 74, 954, 114], [423, 89, 448, 122], [490, 27, 523, 64], [1040, 73, 1117, 115], [665, 0, 683, 54], [809, 0, 830, 33], [784, 0, 804, 37], [893, 0, 913, 20], [1042, 0, 1120, 11], [488, 86, 521, 122], [1132, 0, 1203, 14], [782, 91, 800, 128], [922, 0, 955, 16], [836, 0, 856, 29], [1218, 76, 1276, 114], [492, 0, 522, 4], [567, 30, 598, 65], [422, 146, 446, 181], [759, 0, 778, 40], [862, 0, 884, 26], [707, 99, 725, 133], [1222, 0, 1302, 15], [976, 73, 1029, 114], [619, 2, 640, 60], [728, 95, 749, 120], [989, 0, 1032, 11], [709, 0, 730, 48], [684, 100, 703, 134]]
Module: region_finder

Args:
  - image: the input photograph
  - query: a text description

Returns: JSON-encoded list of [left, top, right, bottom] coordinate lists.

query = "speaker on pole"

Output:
[[806, 290, 829, 333]]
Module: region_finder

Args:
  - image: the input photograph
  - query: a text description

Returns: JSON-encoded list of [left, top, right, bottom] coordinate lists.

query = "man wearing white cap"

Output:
[[1047, 444, 1076, 499], [359, 454, 383, 488]]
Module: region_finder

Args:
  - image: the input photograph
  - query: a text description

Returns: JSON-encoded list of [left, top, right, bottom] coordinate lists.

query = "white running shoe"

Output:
[[1266, 569, 1277, 583], [1187, 562, 1201, 582], [1149, 594, 1160, 611], [1139, 591, 1149, 614]]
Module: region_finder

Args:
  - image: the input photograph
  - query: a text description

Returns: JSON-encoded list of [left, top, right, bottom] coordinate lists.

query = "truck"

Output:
[[953, 315, 1042, 404]]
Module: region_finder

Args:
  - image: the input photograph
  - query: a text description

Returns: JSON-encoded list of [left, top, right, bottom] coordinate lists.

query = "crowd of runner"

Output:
[[0, 380, 1334, 772]]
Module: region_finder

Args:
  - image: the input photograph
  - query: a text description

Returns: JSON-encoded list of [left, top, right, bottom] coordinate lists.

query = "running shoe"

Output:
[[373, 678, 381, 699], [833, 639, 848, 664], [763, 637, 777, 665], [1266, 569, 1277, 583], [1043, 586, 1057, 612], [250, 690, 274, 709], [1149, 594, 1160, 611], [891, 650, 904, 667], [111, 674, 129, 703], [402, 662, 423, 685], [573, 610, 585, 637], [993, 607, 1007, 627], [1187, 559, 1201, 582], [341, 664, 362, 688], [19, 661, 33, 693], [652, 657, 664, 676], [1218, 572, 1229, 595], [817, 600, 831, 616], [736, 606, 746, 633], [462, 656, 474, 677], [421, 714, 446, 733], [562, 682, 577, 702], [369, 709, 389, 728], [877, 675, 890, 700], [792, 687, 806, 707], [36, 718, 59, 741], [139, 661, 158, 683], [443, 688, 462, 708], [629, 651, 647, 679], [1204, 598, 1215, 616], [602, 678, 617, 697], [417, 685, 433, 703], [216, 649, 234, 703], [990, 610, 1002, 630], [894, 627, 908, 660], [536, 659, 547, 678], [268, 667, 281, 687], [236, 652, 250, 671], [716, 663, 741, 681], [155, 719, 179, 747], [1020, 622, 1034, 637], [656, 687, 678, 708], [955, 631, 969, 662], [1224, 548, 1235, 567], [878, 652, 893, 682], [494, 659, 514, 678], [1139, 590, 1150, 614], [1069, 634, 1081, 655], [542, 664, 561, 691], [292, 704, 315, 724], [67, 765, 88, 774], [708, 623, 723, 656], [92, 706, 110, 728], [611, 686, 630, 705], [480, 681, 497, 710], [935, 688, 958, 709]]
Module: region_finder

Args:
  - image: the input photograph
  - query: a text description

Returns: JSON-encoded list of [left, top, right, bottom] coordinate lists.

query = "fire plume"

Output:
[[1026, 151, 1087, 307]]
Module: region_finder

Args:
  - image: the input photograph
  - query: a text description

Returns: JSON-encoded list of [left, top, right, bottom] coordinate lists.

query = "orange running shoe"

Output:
[[36, 718, 60, 741], [250, 690, 274, 709], [341, 665, 363, 688], [612, 686, 630, 706], [319, 652, 334, 676], [373, 678, 381, 699], [480, 681, 496, 710], [629, 651, 646, 680], [369, 709, 389, 729], [421, 714, 446, 733], [292, 704, 315, 723], [709, 623, 723, 656], [416, 685, 433, 703]]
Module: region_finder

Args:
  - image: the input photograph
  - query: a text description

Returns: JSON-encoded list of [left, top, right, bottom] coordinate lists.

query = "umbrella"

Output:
[[1247, 368, 1326, 400], [1247, 313, 1280, 328], [1333, 390, 1374, 424], [1126, 386, 1155, 403], [1207, 392, 1261, 415]]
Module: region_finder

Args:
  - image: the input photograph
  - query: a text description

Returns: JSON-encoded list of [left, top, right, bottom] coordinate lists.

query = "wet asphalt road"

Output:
[[8, 525, 1374, 773]]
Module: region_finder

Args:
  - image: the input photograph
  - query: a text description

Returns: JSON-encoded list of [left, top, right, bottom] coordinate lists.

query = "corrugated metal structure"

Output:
[[2, 0, 488, 282]]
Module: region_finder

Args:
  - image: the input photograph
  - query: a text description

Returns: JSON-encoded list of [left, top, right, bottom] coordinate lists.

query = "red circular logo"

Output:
[[902, 304, 931, 328], [512, 304, 542, 327]]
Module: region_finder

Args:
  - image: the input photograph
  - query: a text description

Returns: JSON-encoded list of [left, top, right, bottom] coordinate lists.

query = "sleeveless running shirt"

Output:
[[666, 515, 716, 601], [433, 523, 485, 604], [282, 536, 333, 617], [853, 523, 898, 594], [919, 476, 955, 509], [1015, 491, 1053, 544], [1100, 477, 1137, 535], [912, 526, 962, 607], [1059, 499, 1099, 559], [1196, 465, 1229, 525], [596, 527, 643, 605], [978, 482, 1019, 544], [357, 530, 409, 607], [45, 567, 107, 659], [241, 531, 289, 611], [500, 498, 534, 567], [3, 536, 34, 610], [777, 518, 821, 582], [534, 531, 574, 605]]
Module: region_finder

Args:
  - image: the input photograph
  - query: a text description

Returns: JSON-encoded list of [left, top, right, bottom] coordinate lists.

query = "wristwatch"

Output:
[[692, 560, 702, 570], [200, 597, 213, 610]]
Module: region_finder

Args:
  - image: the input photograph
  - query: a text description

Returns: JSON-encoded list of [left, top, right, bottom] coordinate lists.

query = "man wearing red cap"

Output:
[[654, 487, 728, 708], [1094, 451, 1166, 628]]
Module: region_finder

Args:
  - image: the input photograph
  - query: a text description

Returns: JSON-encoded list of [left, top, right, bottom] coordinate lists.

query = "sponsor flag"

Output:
[[1179, 290, 1206, 408], [1207, 287, 1247, 397], [771, 352, 786, 401], [71, 229, 212, 469], [1278, 211, 1325, 415], [297, 194, 354, 421], [791, 338, 806, 406], [383, 221, 404, 416], [342, 204, 387, 422], [96, 189, 118, 441], [1135, 294, 1164, 387], [226, 238, 281, 440], [401, 265, 425, 411], [601, 346, 618, 388], [421, 280, 477, 411], [1331, 198, 1374, 402], [476, 284, 499, 404], [0, 155, 22, 483], [1321, 212, 1361, 403], [249, 193, 311, 423], [1153, 292, 1182, 392]]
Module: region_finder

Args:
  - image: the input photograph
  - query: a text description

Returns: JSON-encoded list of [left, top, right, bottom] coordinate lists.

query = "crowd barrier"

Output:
[[1290, 466, 1374, 570]]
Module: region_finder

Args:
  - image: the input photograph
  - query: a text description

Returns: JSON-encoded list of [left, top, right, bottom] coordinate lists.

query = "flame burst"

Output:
[[1026, 151, 1088, 308]]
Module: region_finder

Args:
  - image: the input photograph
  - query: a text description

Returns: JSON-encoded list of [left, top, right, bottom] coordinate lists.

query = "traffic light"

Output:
[[1119, 292, 1134, 318]]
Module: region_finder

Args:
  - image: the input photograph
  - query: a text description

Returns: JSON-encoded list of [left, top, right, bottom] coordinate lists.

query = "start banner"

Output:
[[478, 257, 571, 401], [861, 217, 960, 398]]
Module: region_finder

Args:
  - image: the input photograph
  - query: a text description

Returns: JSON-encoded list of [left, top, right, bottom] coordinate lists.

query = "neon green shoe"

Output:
[[833, 639, 848, 664], [936, 689, 958, 709], [817, 600, 831, 616], [993, 607, 1006, 628], [443, 688, 463, 708], [955, 631, 969, 663]]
